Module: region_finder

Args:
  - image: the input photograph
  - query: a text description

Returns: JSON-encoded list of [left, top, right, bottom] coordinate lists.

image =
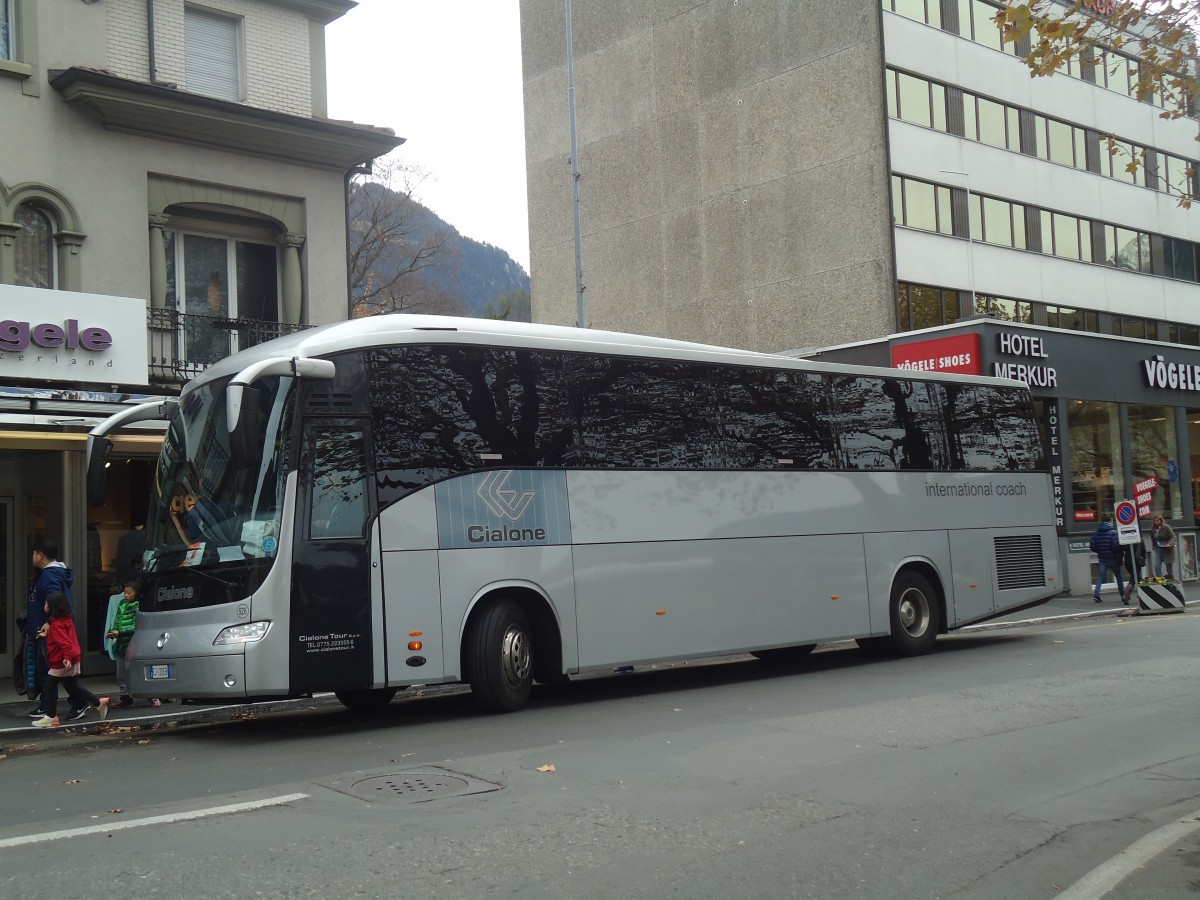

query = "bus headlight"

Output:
[[213, 621, 272, 646]]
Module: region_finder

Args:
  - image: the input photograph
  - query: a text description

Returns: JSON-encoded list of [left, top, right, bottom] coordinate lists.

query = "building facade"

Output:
[[0, 0, 400, 675], [521, 1, 1198, 352], [520, 1, 1200, 592]]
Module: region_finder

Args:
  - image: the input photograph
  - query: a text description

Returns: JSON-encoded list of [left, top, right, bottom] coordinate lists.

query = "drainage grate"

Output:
[[321, 767, 501, 805]]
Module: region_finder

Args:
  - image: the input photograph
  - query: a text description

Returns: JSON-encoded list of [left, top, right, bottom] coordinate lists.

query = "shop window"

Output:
[[1188, 410, 1200, 526], [1067, 400, 1123, 524], [13, 202, 54, 289], [1128, 404, 1181, 521]]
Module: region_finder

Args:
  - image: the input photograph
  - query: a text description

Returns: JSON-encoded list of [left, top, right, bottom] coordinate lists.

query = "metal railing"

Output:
[[147, 309, 310, 385]]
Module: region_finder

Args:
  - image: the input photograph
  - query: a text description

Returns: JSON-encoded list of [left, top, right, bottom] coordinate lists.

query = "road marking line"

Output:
[[1057, 809, 1200, 900], [0, 793, 309, 849]]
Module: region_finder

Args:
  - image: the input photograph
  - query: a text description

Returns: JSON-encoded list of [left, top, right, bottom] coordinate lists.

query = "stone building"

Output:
[[0, 0, 400, 669]]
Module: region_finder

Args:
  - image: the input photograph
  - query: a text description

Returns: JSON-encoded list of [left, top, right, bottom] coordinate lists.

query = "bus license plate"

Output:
[[147, 664, 172, 680]]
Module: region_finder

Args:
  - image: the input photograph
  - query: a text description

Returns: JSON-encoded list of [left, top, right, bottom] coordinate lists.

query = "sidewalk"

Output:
[[0, 586, 1181, 732]]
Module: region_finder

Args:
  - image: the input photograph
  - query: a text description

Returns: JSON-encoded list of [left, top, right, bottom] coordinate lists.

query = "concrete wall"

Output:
[[521, 0, 896, 352]]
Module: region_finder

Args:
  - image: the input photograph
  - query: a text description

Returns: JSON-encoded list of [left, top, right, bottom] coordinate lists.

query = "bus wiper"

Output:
[[183, 566, 238, 590]]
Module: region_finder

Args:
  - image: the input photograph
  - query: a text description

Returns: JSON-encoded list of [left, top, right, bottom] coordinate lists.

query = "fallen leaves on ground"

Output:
[[108, 808, 123, 814], [62, 778, 81, 784], [137, 739, 151, 745]]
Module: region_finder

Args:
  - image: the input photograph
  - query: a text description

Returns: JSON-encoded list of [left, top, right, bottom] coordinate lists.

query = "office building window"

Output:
[[884, 0, 941, 28], [185, 6, 242, 101], [887, 68, 1198, 201], [1046, 305, 1099, 333], [14, 203, 54, 289]]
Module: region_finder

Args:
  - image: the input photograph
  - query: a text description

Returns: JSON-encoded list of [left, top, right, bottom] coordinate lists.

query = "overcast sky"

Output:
[[325, 0, 531, 273]]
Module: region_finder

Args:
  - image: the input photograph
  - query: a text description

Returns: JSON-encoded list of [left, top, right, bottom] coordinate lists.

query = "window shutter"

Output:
[[185, 8, 241, 101]]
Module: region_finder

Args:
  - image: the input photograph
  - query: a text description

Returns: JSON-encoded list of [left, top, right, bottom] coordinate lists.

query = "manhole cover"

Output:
[[354, 773, 470, 802], [321, 767, 501, 805]]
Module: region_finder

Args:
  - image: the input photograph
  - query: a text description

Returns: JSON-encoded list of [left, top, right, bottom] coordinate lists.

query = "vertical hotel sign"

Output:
[[0, 284, 147, 385]]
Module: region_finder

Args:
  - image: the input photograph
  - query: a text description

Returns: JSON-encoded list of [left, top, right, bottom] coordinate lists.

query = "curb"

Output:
[[961, 606, 1128, 633]]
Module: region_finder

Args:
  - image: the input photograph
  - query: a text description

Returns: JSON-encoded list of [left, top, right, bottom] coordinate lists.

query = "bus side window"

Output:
[[309, 427, 368, 539]]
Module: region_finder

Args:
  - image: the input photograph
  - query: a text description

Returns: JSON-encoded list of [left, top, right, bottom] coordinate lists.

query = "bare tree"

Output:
[[347, 157, 462, 316]]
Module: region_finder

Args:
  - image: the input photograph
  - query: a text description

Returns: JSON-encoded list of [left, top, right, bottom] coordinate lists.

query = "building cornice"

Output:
[[49, 67, 403, 172], [262, 0, 358, 26]]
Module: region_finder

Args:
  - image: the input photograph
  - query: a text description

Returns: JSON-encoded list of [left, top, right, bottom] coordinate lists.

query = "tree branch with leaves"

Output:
[[347, 157, 464, 317], [996, 1, 1199, 206]]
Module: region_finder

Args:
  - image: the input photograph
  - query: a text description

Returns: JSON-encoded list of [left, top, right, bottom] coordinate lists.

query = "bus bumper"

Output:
[[128, 652, 248, 700]]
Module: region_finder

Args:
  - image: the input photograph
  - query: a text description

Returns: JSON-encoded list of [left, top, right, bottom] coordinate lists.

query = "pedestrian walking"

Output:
[[24, 539, 83, 719], [31, 591, 106, 728], [1120, 535, 1146, 605], [1089, 513, 1125, 602], [1150, 515, 1176, 579]]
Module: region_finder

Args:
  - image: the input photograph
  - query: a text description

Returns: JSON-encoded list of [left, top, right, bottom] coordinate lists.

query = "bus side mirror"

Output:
[[86, 435, 111, 508]]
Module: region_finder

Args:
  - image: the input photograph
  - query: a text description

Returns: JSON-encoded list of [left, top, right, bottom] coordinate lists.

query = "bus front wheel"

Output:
[[466, 598, 534, 713]]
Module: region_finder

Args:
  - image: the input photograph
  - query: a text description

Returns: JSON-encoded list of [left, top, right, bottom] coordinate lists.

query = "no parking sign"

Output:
[[1114, 500, 1140, 545]]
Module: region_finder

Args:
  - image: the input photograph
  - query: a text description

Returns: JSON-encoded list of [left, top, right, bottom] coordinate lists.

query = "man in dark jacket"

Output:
[[1089, 514, 1125, 603], [25, 539, 78, 718]]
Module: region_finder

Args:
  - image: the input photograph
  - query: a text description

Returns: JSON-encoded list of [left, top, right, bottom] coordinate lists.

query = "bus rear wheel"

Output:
[[466, 598, 534, 713], [859, 570, 940, 657], [335, 687, 397, 710]]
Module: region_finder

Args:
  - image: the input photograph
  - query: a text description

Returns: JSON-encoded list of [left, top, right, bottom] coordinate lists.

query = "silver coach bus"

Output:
[[87, 316, 1061, 713]]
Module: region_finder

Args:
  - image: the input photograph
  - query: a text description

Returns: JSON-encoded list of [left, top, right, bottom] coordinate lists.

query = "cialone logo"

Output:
[[476, 470, 538, 520]]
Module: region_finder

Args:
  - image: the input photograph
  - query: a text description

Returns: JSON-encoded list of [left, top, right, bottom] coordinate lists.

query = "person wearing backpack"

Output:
[[1089, 513, 1125, 603]]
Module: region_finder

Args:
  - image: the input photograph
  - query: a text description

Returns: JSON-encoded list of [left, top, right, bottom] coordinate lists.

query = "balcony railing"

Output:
[[148, 309, 311, 385]]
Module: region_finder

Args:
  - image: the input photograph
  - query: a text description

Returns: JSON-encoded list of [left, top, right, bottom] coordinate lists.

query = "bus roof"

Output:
[[186, 314, 1031, 393]]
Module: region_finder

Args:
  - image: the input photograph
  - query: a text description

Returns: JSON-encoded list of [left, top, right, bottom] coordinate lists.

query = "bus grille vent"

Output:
[[994, 535, 1046, 591], [306, 391, 355, 412]]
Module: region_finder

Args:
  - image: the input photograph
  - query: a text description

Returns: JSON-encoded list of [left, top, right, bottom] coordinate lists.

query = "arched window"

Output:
[[14, 202, 54, 288]]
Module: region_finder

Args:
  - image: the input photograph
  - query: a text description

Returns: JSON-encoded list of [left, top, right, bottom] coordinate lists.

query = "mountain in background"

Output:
[[348, 174, 530, 322]]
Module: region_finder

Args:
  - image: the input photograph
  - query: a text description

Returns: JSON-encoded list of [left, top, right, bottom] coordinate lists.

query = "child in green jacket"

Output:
[[105, 581, 141, 708]]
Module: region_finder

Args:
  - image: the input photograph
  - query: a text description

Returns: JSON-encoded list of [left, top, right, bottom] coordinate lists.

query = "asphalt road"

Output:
[[2, 612, 1200, 899]]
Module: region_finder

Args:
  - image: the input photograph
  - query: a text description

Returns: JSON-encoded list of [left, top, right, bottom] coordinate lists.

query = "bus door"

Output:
[[290, 419, 376, 693]]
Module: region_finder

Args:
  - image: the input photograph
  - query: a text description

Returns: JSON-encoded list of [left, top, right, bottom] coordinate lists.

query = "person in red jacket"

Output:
[[31, 592, 106, 728]]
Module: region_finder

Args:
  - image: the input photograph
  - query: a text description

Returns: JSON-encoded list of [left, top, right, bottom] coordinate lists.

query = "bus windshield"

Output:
[[144, 374, 294, 574]]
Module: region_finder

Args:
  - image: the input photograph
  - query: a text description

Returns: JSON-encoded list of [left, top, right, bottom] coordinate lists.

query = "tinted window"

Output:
[[946, 385, 1045, 471], [367, 345, 574, 504], [832, 377, 951, 471], [309, 427, 368, 539], [715, 367, 837, 469], [568, 356, 718, 468]]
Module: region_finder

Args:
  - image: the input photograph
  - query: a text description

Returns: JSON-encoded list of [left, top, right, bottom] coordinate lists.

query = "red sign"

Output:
[[1075, 510, 1098, 522], [891, 334, 981, 375]]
